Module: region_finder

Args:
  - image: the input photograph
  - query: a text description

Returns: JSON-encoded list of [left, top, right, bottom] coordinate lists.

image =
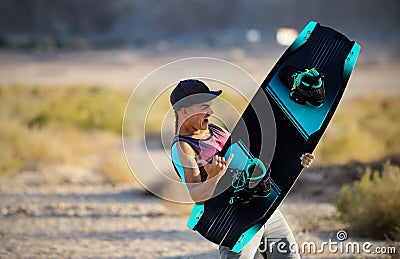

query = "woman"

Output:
[[170, 79, 314, 259]]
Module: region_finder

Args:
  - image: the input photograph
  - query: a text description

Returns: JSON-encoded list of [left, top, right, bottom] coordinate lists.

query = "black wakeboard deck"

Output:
[[186, 21, 360, 252]]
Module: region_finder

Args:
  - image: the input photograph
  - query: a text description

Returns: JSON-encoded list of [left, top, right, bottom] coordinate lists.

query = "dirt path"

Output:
[[1, 166, 394, 258], [0, 167, 220, 258]]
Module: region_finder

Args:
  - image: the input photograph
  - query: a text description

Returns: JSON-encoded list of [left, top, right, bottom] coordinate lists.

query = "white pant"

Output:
[[219, 209, 301, 259]]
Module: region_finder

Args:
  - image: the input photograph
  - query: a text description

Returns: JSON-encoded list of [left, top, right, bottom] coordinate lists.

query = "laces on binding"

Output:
[[229, 158, 268, 204], [291, 68, 323, 91]]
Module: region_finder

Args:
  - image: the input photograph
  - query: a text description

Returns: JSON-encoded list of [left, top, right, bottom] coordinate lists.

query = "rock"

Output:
[[1, 208, 9, 216], [57, 202, 66, 210]]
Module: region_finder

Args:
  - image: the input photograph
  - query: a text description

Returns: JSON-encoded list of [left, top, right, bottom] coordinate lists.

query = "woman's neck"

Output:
[[178, 124, 211, 139]]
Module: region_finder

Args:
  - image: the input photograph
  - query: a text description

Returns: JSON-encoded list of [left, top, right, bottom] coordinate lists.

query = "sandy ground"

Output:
[[0, 167, 219, 259], [0, 166, 396, 258]]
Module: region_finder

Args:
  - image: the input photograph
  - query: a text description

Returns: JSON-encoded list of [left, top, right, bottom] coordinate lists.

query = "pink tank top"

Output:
[[172, 124, 230, 182]]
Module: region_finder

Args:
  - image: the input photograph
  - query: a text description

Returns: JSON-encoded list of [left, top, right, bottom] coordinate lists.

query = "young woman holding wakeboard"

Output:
[[170, 79, 314, 259]]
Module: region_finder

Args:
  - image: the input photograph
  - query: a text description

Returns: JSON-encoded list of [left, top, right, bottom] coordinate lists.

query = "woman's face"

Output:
[[181, 101, 214, 131]]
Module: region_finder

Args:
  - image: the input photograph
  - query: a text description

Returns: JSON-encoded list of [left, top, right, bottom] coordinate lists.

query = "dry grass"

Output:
[[281, 203, 345, 234], [1, 85, 400, 187], [316, 95, 400, 165], [99, 146, 135, 184], [334, 162, 400, 240], [0, 85, 131, 182]]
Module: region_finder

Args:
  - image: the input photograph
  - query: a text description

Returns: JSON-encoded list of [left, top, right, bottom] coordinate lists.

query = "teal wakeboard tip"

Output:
[[288, 21, 318, 53], [231, 223, 264, 253], [343, 42, 361, 82], [187, 203, 204, 229]]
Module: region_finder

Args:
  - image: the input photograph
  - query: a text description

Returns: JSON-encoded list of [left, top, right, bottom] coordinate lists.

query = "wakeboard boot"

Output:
[[279, 66, 325, 108]]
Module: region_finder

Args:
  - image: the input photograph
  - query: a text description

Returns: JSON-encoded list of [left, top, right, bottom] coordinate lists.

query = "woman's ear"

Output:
[[180, 107, 188, 115]]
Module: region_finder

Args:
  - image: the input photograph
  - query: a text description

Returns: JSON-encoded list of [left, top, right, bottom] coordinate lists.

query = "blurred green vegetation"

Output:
[[0, 84, 133, 182], [0, 85, 129, 134], [316, 95, 400, 165], [335, 162, 400, 240], [0, 85, 399, 184]]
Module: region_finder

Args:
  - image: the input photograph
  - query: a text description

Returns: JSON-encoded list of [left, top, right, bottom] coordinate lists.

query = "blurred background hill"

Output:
[[0, 0, 399, 51]]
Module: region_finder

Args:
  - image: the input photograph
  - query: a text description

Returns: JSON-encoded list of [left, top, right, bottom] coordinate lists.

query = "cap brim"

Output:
[[172, 89, 222, 110], [197, 89, 222, 103], [210, 89, 222, 97]]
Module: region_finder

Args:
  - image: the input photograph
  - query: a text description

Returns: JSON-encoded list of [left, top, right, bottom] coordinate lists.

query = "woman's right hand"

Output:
[[204, 154, 234, 179]]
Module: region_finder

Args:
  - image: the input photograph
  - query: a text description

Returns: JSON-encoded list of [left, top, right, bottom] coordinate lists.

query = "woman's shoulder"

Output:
[[172, 136, 198, 155]]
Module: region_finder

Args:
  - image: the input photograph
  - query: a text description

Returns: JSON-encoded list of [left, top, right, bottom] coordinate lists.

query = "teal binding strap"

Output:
[[231, 168, 247, 193], [230, 158, 268, 200], [246, 158, 267, 181], [292, 68, 323, 91], [231, 160, 266, 194]]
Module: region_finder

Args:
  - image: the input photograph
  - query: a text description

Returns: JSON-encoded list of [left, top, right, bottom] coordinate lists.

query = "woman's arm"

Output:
[[176, 139, 314, 202], [176, 141, 233, 203]]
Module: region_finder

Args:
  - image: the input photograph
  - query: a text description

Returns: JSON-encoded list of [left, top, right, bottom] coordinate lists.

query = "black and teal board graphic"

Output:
[[187, 21, 360, 252]]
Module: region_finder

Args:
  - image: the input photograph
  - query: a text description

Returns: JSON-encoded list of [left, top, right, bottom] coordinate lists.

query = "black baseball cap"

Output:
[[170, 79, 222, 110]]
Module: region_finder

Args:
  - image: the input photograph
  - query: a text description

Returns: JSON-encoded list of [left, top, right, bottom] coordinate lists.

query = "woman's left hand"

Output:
[[300, 153, 315, 168]]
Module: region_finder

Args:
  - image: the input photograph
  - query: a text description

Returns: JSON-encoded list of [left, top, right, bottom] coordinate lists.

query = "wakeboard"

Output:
[[186, 21, 360, 252]]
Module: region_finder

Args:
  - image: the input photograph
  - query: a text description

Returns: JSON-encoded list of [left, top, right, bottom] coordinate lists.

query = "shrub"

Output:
[[316, 95, 400, 165], [334, 162, 400, 240], [0, 122, 24, 175]]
